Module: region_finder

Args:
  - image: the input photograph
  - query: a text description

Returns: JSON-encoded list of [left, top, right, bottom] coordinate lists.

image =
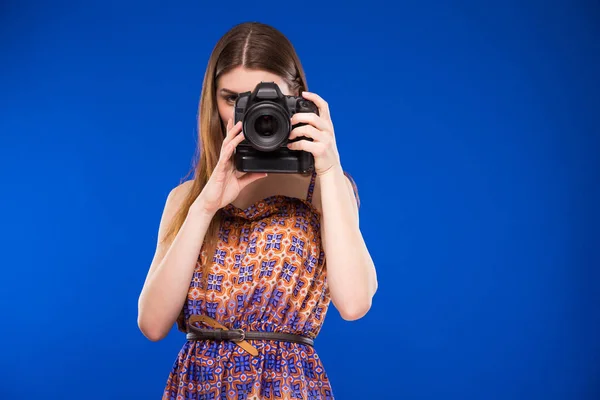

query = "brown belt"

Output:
[[186, 315, 314, 356]]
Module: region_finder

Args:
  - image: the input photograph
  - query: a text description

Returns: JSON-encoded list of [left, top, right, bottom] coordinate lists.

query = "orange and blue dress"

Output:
[[162, 170, 359, 399]]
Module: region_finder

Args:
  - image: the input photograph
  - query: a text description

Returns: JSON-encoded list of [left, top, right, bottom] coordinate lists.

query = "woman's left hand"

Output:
[[287, 91, 341, 176]]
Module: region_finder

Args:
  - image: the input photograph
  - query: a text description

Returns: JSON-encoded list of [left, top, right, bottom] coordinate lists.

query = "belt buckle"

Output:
[[230, 328, 245, 342]]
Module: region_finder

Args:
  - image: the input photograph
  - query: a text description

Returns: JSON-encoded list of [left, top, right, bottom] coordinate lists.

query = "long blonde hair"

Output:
[[162, 22, 310, 325]]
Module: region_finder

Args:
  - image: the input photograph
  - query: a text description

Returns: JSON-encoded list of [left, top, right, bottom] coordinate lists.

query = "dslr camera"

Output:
[[233, 82, 319, 174]]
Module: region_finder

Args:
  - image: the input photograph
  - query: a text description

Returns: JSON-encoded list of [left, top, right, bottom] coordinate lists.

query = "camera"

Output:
[[233, 82, 319, 174]]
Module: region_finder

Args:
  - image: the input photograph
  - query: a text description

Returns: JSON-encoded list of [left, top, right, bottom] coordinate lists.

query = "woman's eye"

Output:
[[225, 95, 238, 103]]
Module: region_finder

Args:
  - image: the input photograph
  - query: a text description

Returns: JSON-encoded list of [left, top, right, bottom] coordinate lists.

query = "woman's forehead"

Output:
[[216, 67, 289, 94]]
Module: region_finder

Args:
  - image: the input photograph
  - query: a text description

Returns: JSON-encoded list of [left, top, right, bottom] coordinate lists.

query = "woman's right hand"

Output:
[[191, 119, 268, 216]]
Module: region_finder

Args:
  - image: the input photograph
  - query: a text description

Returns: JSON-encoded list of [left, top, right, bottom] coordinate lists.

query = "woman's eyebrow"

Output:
[[219, 88, 239, 95]]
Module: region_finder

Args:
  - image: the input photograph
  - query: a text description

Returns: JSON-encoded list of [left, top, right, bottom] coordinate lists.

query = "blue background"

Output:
[[1, 1, 598, 399]]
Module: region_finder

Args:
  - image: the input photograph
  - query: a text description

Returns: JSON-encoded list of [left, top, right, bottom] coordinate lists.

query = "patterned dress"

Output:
[[163, 170, 359, 400]]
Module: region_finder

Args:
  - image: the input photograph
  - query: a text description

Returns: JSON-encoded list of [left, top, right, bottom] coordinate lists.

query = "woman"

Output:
[[137, 21, 378, 399]]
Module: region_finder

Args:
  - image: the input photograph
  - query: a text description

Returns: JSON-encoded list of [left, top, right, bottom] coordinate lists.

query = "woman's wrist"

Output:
[[188, 197, 218, 222]]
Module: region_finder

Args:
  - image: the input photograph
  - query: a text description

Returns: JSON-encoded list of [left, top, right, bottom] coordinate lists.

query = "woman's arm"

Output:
[[138, 120, 268, 341], [137, 182, 214, 341], [286, 90, 378, 322], [318, 165, 378, 321]]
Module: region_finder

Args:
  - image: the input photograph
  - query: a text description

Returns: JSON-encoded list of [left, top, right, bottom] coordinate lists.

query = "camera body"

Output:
[[233, 82, 319, 174]]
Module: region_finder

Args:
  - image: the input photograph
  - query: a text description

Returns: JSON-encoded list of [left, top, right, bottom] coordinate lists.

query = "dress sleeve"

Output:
[[343, 170, 360, 209]]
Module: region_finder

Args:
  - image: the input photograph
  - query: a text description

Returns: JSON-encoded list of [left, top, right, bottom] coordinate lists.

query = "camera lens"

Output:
[[243, 102, 291, 152], [254, 115, 278, 137]]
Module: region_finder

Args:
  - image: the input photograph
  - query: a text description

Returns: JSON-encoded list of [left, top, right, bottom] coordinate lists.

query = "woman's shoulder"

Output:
[[162, 179, 195, 211], [342, 170, 360, 208], [172, 179, 194, 195]]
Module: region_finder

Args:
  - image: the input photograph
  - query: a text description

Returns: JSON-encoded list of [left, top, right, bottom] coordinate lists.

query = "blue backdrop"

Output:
[[1, 1, 598, 399]]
